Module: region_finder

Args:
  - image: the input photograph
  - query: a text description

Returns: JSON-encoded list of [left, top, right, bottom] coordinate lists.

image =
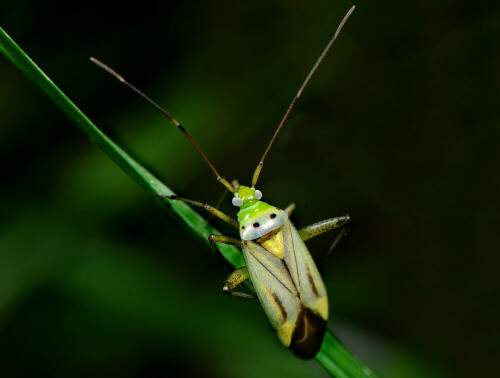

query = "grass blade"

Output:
[[0, 26, 244, 268], [0, 26, 377, 377], [316, 333, 377, 377]]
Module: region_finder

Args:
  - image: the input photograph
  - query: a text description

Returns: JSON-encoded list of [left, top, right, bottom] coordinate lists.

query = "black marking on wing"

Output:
[[290, 308, 327, 360]]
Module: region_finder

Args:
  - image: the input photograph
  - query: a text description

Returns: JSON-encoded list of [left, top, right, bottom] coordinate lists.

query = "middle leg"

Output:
[[223, 266, 256, 299]]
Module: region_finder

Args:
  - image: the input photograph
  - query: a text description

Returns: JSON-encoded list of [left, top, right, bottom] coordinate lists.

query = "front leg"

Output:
[[298, 215, 351, 241], [208, 234, 241, 259], [157, 195, 239, 228]]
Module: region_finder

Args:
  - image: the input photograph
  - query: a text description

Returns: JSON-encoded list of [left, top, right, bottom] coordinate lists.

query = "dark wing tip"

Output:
[[290, 308, 327, 360]]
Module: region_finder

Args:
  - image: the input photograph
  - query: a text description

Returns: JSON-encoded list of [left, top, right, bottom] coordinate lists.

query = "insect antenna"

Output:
[[251, 5, 355, 188], [90, 57, 235, 194]]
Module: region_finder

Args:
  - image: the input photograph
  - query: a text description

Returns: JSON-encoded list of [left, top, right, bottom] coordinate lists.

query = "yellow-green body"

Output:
[[235, 186, 329, 358]]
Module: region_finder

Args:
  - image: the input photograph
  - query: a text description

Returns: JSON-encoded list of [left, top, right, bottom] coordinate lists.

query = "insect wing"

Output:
[[242, 241, 301, 346], [283, 220, 328, 320], [242, 219, 329, 351]]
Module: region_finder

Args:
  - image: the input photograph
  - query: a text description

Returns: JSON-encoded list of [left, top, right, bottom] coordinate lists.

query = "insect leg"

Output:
[[298, 215, 351, 241], [209, 234, 241, 266], [323, 228, 348, 260], [209, 234, 241, 251], [206, 179, 239, 224], [284, 203, 296, 217], [206, 189, 230, 224], [156, 195, 238, 228], [223, 267, 256, 299]]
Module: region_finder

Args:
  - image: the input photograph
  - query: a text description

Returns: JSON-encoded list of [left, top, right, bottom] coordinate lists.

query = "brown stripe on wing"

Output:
[[271, 292, 287, 322], [306, 265, 320, 298], [243, 240, 299, 296]]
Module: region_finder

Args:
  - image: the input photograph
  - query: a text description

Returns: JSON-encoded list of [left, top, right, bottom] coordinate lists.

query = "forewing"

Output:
[[242, 241, 301, 346], [282, 220, 328, 320]]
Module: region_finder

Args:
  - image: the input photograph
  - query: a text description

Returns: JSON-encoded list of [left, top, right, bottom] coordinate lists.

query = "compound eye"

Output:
[[232, 197, 243, 207], [254, 190, 262, 200]]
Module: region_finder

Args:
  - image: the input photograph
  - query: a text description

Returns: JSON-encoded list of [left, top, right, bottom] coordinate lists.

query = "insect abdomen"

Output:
[[289, 308, 327, 359]]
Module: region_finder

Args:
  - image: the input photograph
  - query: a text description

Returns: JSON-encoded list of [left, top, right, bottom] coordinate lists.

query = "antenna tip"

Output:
[[89, 57, 126, 83]]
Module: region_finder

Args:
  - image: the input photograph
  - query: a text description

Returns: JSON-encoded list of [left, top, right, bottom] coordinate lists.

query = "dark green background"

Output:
[[0, 1, 498, 377]]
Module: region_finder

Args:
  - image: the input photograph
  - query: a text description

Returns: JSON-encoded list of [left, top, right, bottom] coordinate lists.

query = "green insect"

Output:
[[92, 6, 355, 360]]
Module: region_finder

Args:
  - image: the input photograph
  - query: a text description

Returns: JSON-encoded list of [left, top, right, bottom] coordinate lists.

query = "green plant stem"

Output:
[[0, 26, 377, 377], [317, 333, 377, 377], [0, 27, 243, 269]]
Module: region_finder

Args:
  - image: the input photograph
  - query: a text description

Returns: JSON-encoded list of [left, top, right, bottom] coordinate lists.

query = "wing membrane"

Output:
[[242, 241, 301, 345], [241, 220, 328, 347], [283, 220, 328, 320]]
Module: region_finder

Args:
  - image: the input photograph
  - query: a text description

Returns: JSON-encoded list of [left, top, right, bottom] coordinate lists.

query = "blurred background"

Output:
[[0, 1, 498, 377]]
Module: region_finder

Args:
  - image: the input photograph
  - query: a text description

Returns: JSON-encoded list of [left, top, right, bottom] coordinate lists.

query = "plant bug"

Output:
[[91, 6, 355, 360]]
